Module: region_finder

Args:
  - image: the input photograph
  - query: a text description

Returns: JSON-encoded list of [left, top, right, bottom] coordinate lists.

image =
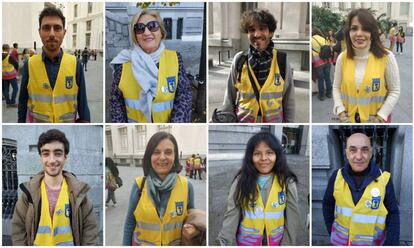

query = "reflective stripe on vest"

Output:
[[27, 53, 78, 123], [341, 52, 387, 122], [119, 49, 179, 123], [235, 49, 285, 123], [132, 175, 188, 245], [34, 178, 74, 246], [236, 175, 286, 246], [331, 169, 389, 246], [2, 54, 17, 79]]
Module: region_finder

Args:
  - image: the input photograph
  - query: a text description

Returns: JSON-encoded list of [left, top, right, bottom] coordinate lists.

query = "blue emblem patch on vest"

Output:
[[372, 78, 380, 92], [65, 76, 74, 89], [65, 204, 71, 218], [371, 196, 381, 210], [274, 73, 281, 86], [166, 76, 176, 93], [175, 201, 184, 216], [42, 83, 50, 89], [278, 191, 286, 205]]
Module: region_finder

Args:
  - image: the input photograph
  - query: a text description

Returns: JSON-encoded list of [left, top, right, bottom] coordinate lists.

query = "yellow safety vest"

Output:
[[237, 175, 286, 246], [193, 157, 201, 169], [132, 175, 188, 246], [27, 53, 78, 123], [331, 169, 389, 246], [34, 178, 74, 246], [341, 52, 387, 122], [119, 49, 179, 123], [2, 54, 17, 79], [236, 49, 285, 123]]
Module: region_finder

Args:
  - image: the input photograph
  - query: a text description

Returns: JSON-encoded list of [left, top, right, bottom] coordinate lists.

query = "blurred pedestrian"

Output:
[[312, 27, 333, 101], [11, 43, 19, 61], [388, 23, 397, 52], [2, 44, 19, 107], [106, 157, 119, 207], [82, 47, 89, 71], [396, 26, 405, 55]]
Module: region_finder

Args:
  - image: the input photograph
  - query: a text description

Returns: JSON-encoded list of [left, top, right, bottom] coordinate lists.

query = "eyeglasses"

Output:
[[134, 21, 160, 34]]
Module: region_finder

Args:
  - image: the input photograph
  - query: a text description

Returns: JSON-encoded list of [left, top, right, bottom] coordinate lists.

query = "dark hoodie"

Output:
[[11, 170, 98, 245], [322, 161, 400, 245]]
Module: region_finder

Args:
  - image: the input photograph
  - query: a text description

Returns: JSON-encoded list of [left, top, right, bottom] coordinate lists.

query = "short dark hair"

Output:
[[344, 8, 388, 59], [39, 6, 66, 28], [142, 132, 182, 176], [2, 44, 10, 51], [240, 9, 277, 33], [13, 43, 18, 48], [37, 129, 70, 155]]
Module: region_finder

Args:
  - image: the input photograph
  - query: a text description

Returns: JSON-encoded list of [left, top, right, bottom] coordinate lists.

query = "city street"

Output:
[[105, 165, 206, 246], [312, 36, 413, 123], [2, 55, 104, 123], [208, 154, 310, 245], [208, 63, 310, 123]]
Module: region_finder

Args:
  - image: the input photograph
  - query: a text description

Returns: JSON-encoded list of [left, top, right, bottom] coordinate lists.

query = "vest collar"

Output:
[[352, 45, 370, 58], [41, 48, 63, 63], [343, 161, 381, 191]]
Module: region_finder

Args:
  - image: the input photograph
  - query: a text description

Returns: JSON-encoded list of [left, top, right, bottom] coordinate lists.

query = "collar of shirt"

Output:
[[41, 48, 63, 64]]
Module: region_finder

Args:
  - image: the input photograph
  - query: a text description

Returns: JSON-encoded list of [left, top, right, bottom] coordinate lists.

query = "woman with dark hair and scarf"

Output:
[[123, 132, 194, 245], [219, 9, 295, 123], [218, 132, 300, 245], [333, 8, 400, 123]]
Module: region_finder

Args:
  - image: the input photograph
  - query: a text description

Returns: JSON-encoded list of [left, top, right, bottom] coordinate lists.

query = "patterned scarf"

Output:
[[248, 41, 274, 86], [146, 170, 177, 218]]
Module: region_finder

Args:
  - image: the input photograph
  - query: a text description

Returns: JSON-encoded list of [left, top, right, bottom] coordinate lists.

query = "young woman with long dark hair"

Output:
[[218, 132, 300, 245], [332, 8, 400, 123]]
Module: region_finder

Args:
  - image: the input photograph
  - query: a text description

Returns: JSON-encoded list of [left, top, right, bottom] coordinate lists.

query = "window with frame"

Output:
[[136, 126, 147, 151], [72, 35, 76, 48], [73, 23, 77, 33], [85, 33, 91, 47], [86, 20, 92, 31], [88, 2, 93, 13], [119, 127, 128, 150], [74, 4, 78, 18], [158, 125, 172, 133], [400, 2, 409, 16]]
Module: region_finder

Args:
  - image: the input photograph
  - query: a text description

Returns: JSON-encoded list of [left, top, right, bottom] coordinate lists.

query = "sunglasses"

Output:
[[134, 21, 160, 34]]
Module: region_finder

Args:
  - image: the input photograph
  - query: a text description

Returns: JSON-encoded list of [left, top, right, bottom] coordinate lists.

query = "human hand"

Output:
[[338, 112, 350, 123]]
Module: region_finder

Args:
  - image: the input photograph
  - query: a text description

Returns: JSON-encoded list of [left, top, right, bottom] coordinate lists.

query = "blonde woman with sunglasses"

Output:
[[110, 10, 191, 123]]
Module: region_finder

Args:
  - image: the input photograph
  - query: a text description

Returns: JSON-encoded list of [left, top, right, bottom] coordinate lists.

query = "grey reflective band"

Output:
[[37, 226, 52, 234], [163, 221, 183, 231], [54, 94, 77, 104], [240, 92, 255, 99], [56, 241, 74, 246], [124, 98, 146, 110], [243, 210, 265, 219], [136, 221, 160, 231], [341, 94, 386, 105], [54, 225, 73, 236], [29, 94, 53, 102], [152, 100, 174, 113], [261, 91, 283, 100]]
